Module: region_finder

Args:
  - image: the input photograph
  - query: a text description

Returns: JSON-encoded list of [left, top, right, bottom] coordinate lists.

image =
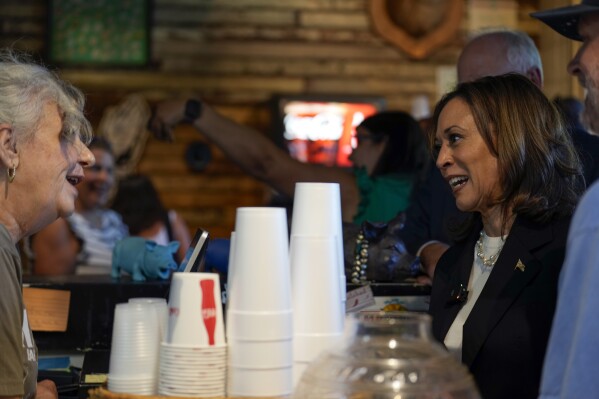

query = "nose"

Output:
[[435, 144, 452, 170], [567, 47, 582, 78], [77, 139, 95, 168]]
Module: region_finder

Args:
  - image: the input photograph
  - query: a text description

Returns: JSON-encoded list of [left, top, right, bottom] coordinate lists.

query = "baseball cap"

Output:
[[531, 0, 599, 41]]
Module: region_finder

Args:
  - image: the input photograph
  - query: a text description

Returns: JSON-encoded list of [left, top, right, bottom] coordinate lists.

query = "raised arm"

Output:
[[149, 99, 360, 222]]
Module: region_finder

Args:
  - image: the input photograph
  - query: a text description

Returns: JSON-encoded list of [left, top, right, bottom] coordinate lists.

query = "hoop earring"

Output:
[[7, 167, 16, 183]]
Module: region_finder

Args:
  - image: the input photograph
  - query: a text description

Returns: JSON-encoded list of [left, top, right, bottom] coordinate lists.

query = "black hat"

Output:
[[531, 0, 599, 41]]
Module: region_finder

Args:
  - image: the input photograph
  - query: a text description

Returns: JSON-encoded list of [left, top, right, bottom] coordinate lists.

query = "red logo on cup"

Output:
[[199, 279, 217, 345], [169, 307, 180, 316]]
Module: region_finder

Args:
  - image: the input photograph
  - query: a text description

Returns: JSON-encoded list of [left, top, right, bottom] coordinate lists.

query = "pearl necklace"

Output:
[[475, 230, 504, 267]]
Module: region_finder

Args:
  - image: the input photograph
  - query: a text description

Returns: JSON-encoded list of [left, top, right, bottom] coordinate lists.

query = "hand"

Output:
[[147, 98, 188, 142], [419, 242, 450, 280], [36, 380, 58, 399]]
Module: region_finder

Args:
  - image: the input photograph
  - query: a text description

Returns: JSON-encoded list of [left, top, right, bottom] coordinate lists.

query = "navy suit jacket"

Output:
[[428, 215, 571, 399]]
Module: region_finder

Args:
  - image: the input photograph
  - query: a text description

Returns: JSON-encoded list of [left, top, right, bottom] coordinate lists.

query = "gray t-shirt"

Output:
[[0, 224, 37, 399]]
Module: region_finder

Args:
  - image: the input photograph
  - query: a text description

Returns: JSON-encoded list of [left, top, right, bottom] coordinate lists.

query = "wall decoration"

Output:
[[48, 0, 150, 67], [369, 0, 464, 60]]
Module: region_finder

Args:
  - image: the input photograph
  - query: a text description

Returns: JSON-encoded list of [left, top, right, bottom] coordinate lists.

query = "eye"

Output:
[[448, 133, 462, 145]]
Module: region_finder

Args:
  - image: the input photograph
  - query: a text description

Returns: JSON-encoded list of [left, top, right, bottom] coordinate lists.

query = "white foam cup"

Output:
[[226, 309, 293, 340], [227, 207, 291, 313], [227, 365, 293, 397], [166, 272, 225, 346], [227, 338, 293, 368], [291, 183, 346, 314], [290, 235, 344, 335]]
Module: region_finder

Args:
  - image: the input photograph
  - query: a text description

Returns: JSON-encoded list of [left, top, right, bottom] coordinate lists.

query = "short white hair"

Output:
[[469, 28, 544, 83], [0, 49, 92, 146]]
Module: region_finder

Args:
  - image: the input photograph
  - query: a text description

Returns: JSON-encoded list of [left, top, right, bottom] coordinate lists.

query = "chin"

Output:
[[57, 202, 76, 219]]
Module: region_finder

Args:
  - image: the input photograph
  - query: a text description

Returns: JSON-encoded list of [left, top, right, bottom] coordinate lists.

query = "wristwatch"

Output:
[[183, 99, 202, 123]]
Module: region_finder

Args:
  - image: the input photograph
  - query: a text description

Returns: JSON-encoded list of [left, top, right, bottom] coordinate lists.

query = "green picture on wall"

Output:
[[49, 0, 150, 67]]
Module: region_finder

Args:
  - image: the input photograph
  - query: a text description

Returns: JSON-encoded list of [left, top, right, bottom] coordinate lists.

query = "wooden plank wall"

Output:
[[1, 0, 542, 238]]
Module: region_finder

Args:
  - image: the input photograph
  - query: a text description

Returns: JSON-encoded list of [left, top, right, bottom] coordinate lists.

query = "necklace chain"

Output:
[[476, 230, 504, 267]]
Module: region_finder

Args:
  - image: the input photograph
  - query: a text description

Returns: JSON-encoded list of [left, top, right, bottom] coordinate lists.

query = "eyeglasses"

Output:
[[353, 134, 375, 147]]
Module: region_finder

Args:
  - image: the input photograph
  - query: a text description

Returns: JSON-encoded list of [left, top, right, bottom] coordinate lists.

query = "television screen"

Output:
[[272, 95, 386, 168]]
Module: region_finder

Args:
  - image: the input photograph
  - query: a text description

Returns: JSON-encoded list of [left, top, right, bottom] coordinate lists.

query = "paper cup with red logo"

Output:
[[166, 272, 225, 347]]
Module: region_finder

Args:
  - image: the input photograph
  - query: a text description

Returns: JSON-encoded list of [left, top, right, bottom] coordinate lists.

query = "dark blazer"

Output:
[[429, 215, 571, 399]]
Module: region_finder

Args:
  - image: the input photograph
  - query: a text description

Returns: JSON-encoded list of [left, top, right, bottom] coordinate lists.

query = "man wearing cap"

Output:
[[532, 2, 599, 398]]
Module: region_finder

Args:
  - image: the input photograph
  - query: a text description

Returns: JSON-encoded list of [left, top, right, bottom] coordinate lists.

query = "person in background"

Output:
[[111, 174, 191, 263], [22, 218, 81, 276], [31, 137, 128, 275], [532, 2, 599, 397], [148, 104, 429, 225], [0, 49, 94, 399], [428, 74, 583, 399], [401, 28, 599, 281]]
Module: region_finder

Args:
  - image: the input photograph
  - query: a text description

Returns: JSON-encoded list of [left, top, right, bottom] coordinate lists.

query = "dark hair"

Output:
[[111, 174, 169, 236], [430, 74, 583, 236], [358, 111, 429, 178]]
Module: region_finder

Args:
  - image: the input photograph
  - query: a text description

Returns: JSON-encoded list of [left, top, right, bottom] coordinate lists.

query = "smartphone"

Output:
[[178, 228, 210, 273]]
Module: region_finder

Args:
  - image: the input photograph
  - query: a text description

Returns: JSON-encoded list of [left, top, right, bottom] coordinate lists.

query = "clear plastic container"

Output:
[[293, 312, 481, 399]]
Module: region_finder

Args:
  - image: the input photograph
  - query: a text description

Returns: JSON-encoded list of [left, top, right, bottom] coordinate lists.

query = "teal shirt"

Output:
[[353, 167, 413, 225]]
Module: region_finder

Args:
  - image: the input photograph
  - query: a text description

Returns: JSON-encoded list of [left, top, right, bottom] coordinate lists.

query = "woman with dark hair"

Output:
[[111, 174, 191, 263], [148, 100, 428, 224], [428, 74, 583, 399]]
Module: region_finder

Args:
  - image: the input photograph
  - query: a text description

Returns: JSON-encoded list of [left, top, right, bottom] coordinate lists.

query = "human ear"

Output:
[[0, 124, 19, 171], [526, 67, 543, 90]]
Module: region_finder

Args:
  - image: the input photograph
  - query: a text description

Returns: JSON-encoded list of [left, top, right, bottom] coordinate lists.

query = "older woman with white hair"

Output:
[[0, 50, 94, 399]]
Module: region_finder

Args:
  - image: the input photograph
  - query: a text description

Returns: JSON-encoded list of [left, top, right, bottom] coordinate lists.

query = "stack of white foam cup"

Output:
[[291, 182, 346, 317], [108, 302, 161, 395], [289, 182, 346, 385], [159, 272, 226, 397], [226, 207, 294, 397]]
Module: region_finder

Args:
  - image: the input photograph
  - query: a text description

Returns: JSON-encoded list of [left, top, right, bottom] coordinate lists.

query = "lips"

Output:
[[448, 176, 469, 192], [66, 174, 83, 186]]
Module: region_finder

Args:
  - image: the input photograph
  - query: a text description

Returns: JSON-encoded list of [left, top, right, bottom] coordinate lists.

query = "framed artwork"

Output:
[[48, 0, 151, 67]]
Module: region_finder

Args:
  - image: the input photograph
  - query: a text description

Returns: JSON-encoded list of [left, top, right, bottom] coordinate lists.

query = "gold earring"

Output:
[[7, 167, 16, 183]]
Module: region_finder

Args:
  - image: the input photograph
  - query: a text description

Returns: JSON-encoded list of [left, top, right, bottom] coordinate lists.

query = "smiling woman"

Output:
[[30, 137, 129, 276], [0, 49, 93, 399], [427, 74, 584, 399]]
